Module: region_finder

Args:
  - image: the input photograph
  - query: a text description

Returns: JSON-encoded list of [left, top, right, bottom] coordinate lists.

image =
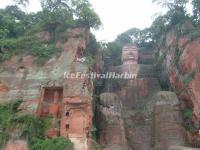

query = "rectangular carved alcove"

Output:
[[37, 87, 63, 117], [43, 87, 63, 103]]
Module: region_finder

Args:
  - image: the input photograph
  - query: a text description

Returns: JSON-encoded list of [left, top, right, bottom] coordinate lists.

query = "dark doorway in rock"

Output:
[[66, 124, 69, 130], [66, 112, 70, 117]]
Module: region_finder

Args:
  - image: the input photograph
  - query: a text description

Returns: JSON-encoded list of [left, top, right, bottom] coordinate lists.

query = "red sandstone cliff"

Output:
[[0, 28, 100, 150], [158, 29, 200, 119], [153, 24, 200, 148]]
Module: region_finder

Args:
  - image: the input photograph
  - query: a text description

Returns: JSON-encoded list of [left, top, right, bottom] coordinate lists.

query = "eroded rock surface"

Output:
[[96, 93, 127, 148], [153, 91, 186, 150], [5, 140, 29, 150], [0, 28, 96, 150], [160, 30, 200, 119]]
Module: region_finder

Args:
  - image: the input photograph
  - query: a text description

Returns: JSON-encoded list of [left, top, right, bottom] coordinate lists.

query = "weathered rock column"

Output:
[[153, 91, 186, 150], [96, 93, 127, 149], [62, 77, 93, 150]]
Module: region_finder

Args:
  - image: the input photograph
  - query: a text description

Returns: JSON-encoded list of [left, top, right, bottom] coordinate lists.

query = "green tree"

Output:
[[152, 0, 189, 8], [72, 0, 101, 29], [192, 0, 200, 23], [167, 6, 189, 26], [116, 33, 133, 46], [13, 0, 29, 7], [103, 42, 122, 66], [115, 27, 154, 47], [151, 16, 167, 38], [152, 0, 190, 30], [41, 0, 71, 12]]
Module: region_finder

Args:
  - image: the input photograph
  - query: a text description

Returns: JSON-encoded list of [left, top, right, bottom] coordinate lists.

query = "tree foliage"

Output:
[[0, 100, 73, 150], [193, 0, 200, 23], [72, 0, 101, 29], [0, 6, 27, 39], [13, 0, 29, 7], [17, 0, 102, 30], [41, 0, 71, 12], [5, 0, 101, 33], [0, 0, 101, 62], [30, 137, 74, 150], [152, 0, 189, 8]]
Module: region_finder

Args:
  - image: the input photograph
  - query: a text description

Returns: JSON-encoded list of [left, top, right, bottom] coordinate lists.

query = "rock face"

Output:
[[0, 28, 96, 150], [154, 25, 200, 147], [96, 93, 127, 148], [153, 92, 186, 150], [0, 80, 9, 94], [118, 78, 160, 150], [159, 29, 200, 119], [0, 28, 89, 104], [160, 30, 200, 119], [61, 78, 93, 150], [5, 140, 29, 150]]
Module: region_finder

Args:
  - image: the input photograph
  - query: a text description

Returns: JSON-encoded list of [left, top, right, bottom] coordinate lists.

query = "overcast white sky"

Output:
[[0, 0, 165, 41]]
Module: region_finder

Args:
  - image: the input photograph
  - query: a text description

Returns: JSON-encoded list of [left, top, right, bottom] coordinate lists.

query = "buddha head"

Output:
[[122, 45, 138, 65]]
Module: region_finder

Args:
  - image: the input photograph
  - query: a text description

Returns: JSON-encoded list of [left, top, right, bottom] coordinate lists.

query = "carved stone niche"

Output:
[[37, 86, 63, 117], [0, 80, 9, 94]]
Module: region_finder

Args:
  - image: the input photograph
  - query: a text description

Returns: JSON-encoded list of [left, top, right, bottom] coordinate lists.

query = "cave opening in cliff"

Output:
[[74, 46, 86, 62], [66, 124, 69, 130], [77, 47, 85, 57], [66, 112, 70, 117]]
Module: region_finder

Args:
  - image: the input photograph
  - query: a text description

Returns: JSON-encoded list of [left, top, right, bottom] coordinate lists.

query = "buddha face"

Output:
[[122, 45, 138, 64]]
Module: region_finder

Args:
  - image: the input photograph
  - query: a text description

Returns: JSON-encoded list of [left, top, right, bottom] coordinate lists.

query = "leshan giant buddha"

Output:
[[121, 45, 139, 65]]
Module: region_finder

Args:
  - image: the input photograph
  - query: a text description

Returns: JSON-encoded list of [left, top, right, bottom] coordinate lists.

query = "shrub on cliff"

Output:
[[0, 100, 73, 150], [0, 100, 50, 148], [0, 36, 61, 64], [84, 34, 99, 67], [30, 137, 74, 150], [0, 0, 101, 63]]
